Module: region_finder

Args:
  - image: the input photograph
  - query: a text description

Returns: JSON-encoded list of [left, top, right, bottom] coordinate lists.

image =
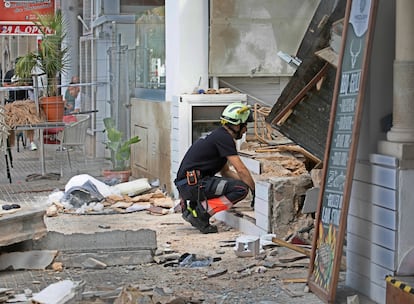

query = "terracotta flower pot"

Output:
[[40, 96, 65, 122], [102, 169, 131, 183]]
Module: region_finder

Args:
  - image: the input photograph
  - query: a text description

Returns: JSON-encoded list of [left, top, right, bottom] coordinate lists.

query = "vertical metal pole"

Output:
[[32, 75, 45, 176], [32, 75, 40, 115], [39, 129, 45, 176], [116, 33, 121, 132]]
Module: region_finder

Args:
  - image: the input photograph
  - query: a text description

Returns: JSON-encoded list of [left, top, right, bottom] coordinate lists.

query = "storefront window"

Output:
[[135, 6, 165, 100]]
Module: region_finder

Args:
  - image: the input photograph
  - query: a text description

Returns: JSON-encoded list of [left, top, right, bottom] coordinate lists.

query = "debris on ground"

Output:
[[31, 279, 83, 304], [0, 250, 57, 271], [45, 174, 177, 216]]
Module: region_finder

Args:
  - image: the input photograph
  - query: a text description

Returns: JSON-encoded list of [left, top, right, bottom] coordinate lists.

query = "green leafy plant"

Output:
[[15, 10, 69, 97], [103, 117, 141, 171]]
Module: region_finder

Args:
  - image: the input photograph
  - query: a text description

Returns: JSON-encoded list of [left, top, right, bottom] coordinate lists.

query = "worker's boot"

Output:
[[182, 200, 218, 234]]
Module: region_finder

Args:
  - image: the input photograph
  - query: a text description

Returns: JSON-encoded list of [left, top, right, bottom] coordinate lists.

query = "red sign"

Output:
[[0, 0, 55, 22], [0, 24, 53, 35]]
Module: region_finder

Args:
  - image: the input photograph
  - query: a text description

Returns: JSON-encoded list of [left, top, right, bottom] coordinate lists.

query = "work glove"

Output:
[[250, 189, 255, 208]]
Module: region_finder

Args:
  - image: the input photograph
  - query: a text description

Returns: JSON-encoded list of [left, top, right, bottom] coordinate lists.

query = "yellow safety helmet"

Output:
[[220, 102, 254, 125]]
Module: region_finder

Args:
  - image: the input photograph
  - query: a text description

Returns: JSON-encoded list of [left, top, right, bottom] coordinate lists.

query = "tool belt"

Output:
[[175, 170, 202, 187]]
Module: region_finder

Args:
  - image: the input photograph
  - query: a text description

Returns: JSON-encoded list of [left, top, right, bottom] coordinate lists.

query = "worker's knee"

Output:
[[203, 177, 249, 203], [227, 179, 249, 203]]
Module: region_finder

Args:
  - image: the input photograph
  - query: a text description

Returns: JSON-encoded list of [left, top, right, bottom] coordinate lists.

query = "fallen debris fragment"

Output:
[[114, 285, 153, 304], [271, 237, 311, 257], [31, 280, 80, 304], [280, 278, 308, 284], [207, 268, 228, 278], [0, 250, 57, 271], [178, 253, 213, 268]]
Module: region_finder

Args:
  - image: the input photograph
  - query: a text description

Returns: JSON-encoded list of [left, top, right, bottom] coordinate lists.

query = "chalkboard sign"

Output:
[[307, 0, 378, 302]]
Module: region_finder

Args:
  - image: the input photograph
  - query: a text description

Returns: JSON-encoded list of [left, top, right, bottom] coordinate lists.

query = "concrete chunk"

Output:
[[31, 280, 79, 304], [0, 250, 57, 270]]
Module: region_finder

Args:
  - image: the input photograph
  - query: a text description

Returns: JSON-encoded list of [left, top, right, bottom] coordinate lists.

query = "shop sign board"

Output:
[[307, 0, 378, 302], [0, 0, 55, 22]]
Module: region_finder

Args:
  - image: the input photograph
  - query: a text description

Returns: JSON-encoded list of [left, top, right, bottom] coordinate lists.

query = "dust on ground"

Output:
[[35, 208, 322, 304]]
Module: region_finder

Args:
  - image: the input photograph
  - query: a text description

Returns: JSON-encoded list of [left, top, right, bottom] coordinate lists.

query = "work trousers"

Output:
[[176, 176, 249, 215]]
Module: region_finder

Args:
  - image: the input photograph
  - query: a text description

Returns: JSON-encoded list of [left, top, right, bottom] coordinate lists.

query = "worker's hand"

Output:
[[250, 189, 255, 208]]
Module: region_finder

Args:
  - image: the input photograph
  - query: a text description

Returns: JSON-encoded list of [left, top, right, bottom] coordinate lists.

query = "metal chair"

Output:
[[55, 114, 90, 174]]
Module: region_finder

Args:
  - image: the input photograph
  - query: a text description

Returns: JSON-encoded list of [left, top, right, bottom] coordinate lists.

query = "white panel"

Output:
[[372, 165, 397, 190], [369, 282, 386, 304], [351, 180, 396, 211], [351, 180, 371, 201], [370, 262, 390, 288], [171, 139, 179, 153], [348, 233, 394, 271], [370, 153, 398, 168], [172, 117, 179, 130], [254, 197, 269, 218], [353, 162, 372, 183], [347, 251, 371, 275], [372, 204, 396, 230], [255, 211, 269, 232], [240, 156, 261, 175], [347, 232, 371, 258], [349, 197, 372, 221], [347, 214, 372, 239], [371, 243, 395, 270], [371, 184, 396, 210], [346, 270, 371, 299], [372, 224, 396, 250], [346, 271, 386, 304], [255, 180, 271, 200], [172, 102, 179, 117]]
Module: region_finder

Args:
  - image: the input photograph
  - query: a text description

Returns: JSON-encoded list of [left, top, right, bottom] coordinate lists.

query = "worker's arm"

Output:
[[221, 155, 255, 191]]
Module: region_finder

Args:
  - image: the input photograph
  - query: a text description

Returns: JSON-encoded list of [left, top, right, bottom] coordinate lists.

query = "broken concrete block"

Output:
[[0, 250, 57, 270], [302, 187, 319, 214], [234, 235, 260, 257]]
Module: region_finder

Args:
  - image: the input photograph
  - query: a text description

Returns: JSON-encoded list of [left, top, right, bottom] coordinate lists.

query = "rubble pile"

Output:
[[46, 188, 175, 216]]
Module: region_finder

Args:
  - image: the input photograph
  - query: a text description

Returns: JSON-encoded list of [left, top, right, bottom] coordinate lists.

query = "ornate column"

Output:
[[386, 0, 414, 145], [377, 0, 414, 277]]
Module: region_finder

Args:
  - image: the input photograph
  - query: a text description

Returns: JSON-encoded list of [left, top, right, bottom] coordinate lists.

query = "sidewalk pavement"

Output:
[[0, 142, 376, 303]]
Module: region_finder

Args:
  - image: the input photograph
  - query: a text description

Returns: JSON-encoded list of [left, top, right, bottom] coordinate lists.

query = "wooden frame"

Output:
[[307, 0, 378, 302]]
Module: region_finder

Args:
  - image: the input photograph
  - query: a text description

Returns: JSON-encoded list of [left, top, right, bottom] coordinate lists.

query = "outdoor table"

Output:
[[15, 122, 66, 181]]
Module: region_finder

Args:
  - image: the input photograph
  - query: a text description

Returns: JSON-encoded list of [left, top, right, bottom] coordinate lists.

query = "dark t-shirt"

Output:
[[176, 126, 238, 180], [3, 69, 28, 102]]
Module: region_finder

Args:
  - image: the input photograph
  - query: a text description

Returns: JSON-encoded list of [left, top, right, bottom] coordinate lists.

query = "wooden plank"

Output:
[[271, 237, 311, 257], [272, 62, 329, 126], [281, 278, 308, 284], [255, 145, 321, 164]]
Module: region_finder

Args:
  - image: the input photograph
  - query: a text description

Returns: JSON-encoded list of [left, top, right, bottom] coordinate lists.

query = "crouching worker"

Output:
[[174, 102, 255, 234]]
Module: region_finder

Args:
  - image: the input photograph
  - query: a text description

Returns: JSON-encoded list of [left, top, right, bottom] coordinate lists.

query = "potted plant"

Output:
[[102, 117, 141, 182], [15, 10, 69, 122]]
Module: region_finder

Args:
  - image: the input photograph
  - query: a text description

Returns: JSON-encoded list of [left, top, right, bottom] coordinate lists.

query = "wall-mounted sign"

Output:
[[0, 0, 54, 22], [0, 24, 53, 35], [307, 0, 378, 303]]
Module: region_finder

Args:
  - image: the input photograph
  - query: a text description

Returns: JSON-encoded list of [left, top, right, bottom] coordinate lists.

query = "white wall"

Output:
[[165, 0, 209, 101]]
